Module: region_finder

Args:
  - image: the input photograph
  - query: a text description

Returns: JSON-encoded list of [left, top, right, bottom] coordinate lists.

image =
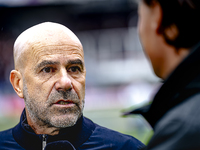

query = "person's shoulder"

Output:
[[97, 124, 144, 145], [157, 92, 200, 129], [0, 128, 13, 140], [147, 93, 200, 149], [82, 117, 145, 150], [0, 128, 14, 146], [0, 128, 24, 150], [152, 93, 200, 143]]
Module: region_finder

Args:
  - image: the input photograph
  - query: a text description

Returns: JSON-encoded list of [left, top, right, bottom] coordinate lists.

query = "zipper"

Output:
[[42, 134, 47, 150]]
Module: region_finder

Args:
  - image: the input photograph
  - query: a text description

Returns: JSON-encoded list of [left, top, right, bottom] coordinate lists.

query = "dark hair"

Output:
[[143, 0, 200, 48]]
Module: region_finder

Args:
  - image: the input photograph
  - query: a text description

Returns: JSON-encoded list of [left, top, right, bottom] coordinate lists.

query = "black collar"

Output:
[[125, 42, 200, 128], [12, 109, 95, 150]]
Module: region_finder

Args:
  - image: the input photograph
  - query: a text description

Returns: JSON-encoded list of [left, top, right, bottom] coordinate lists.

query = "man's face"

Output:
[[138, 1, 164, 78], [22, 35, 86, 128], [138, 1, 153, 54]]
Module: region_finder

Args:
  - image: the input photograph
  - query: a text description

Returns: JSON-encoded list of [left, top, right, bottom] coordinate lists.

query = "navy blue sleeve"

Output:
[[79, 124, 145, 150], [0, 128, 25, 150]]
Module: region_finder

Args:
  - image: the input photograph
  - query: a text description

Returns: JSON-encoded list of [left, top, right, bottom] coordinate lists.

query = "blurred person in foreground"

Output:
[[124, 0, 200, 149], [0, 22, 145, 150]]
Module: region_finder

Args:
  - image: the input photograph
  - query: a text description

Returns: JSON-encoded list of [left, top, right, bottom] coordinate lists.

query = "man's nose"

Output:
[[55, 69, 72, 91]]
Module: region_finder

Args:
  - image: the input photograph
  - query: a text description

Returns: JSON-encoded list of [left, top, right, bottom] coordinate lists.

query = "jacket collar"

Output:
[[125, 42, 200, 128], [12, 109, 95, 150]]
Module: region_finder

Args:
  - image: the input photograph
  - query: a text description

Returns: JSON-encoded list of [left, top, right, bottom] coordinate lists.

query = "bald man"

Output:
[[0, 22, 145, 150]]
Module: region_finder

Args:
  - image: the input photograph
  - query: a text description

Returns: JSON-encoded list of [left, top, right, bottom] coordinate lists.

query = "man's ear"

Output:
[[163, 24, 179, 41], [10, 70, 24, 98], [151, 1, 179, 40]]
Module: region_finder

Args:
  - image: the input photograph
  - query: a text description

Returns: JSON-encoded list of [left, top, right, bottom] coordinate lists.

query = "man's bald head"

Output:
[[13, 22, 82, 71], [10, 22, 86, 133]]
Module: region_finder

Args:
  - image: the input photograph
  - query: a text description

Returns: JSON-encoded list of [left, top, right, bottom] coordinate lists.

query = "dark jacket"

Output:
[[0, 109, 145, 150], [127, 42, 200, 150]]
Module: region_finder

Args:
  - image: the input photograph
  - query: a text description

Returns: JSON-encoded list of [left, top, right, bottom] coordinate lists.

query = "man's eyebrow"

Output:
[[68, 59, 84, 68], [36, 60, 59, 69]]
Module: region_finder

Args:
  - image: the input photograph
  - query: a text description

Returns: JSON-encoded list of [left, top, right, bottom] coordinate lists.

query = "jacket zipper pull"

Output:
[[42, 134, 47, 150]]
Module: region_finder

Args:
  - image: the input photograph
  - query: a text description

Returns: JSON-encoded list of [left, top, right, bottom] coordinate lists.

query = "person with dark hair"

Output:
[[124, 0, 200, 149], [0, 22, 145, 150]]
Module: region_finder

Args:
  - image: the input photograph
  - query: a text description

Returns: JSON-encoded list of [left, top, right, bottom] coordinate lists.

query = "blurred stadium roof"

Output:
[[0, 0, 139, 35], [0, 0, 137, 8]]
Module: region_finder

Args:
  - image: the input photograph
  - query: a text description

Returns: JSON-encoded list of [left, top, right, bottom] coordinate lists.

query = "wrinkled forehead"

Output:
[[14, 22, 83, 68]]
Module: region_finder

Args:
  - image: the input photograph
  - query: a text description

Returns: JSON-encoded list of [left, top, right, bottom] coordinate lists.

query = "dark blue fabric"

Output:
[[0, 109, 145, 150], [45, 141, 76, 150]]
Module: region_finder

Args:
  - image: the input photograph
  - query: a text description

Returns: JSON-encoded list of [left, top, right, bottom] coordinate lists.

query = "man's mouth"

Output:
[[55, 100, 74, 105]]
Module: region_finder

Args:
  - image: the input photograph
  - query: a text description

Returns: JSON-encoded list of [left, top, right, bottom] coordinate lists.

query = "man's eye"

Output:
[[68, 66, 81, 73], [42, 67, 54, 73]]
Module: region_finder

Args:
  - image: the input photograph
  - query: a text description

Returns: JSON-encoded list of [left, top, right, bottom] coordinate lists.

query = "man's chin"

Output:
[[48, 114, 80, 128]]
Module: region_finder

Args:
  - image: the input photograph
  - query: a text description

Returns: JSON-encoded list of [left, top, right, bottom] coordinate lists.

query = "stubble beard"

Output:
[[23, 84, 84, 128]]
